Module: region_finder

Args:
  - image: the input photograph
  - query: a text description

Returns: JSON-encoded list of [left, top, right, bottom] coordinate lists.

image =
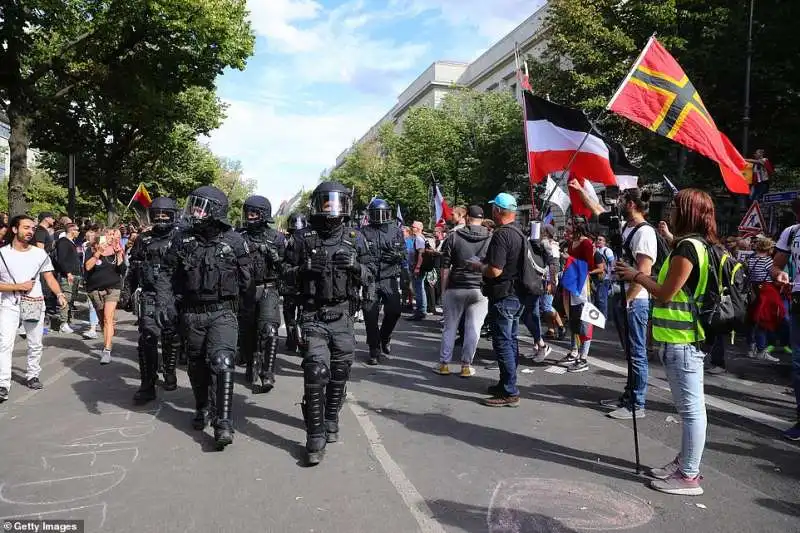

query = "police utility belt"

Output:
[[182, 299, 238, 313], [307, 301, 348, 322], [255, 281, 277, 289]]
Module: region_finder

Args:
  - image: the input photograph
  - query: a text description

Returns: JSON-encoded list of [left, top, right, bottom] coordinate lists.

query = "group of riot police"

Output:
[[126, 180, 406, 465]]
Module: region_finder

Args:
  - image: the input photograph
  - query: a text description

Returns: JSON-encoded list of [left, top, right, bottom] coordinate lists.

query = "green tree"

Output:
[[213, 157, 256, 227], [528, 0, 800, 189], [0, 0, 254, 215]]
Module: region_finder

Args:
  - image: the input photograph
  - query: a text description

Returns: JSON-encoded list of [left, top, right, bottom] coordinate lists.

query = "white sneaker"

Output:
[[100, 349, 112, 365], [83, 328, 98, 339], [60, 324, 74, 334], [746, 344, 758, 359], [755, 349, 780, 363], [533, 344, 552, 363]]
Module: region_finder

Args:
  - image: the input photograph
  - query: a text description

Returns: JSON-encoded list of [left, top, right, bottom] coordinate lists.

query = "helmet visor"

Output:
[[288, 216, 306, 230], [368, 208, 393, 224], [183, 195, 214, 221], [311, 191, 351, 218], [243, 206, 264, 223], [150, 209, 175, 225]]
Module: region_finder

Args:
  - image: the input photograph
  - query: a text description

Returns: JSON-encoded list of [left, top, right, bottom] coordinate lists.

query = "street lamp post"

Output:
[[742, 0, 755, 157]]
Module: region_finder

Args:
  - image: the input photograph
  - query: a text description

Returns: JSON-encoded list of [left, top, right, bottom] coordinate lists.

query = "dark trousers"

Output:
[[363, 278, 401, 350], [238, 285, 282, 382], [301, 303, 354, 451], [183, 307, 238, 425], [137, 295, 180, 388]]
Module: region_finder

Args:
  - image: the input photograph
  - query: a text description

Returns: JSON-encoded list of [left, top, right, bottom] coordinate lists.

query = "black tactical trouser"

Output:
[[183, 305, 238, 430], [363, 277, 401, 353], [137, 293, 180, 390], [238, 284, 282, 392], [282, 296, 303, 353], [301, 302, 354, 454]]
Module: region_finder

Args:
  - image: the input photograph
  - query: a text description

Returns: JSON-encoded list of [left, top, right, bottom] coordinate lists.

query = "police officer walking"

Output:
[[360, 198, 405, 365], [158, 185, 251, 450], [129, 197, 182, 405], [282, 212, 308, 354], [286, 181, 373, 465], [238, 195, 285, 393]]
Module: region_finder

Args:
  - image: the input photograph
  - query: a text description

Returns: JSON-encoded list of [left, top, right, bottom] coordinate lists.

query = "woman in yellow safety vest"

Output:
[[616, 188, 716, 498]]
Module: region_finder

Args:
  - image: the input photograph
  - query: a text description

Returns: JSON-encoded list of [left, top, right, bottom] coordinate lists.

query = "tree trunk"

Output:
[[7, 111, 32, 217], [102, 192, 118, 227]]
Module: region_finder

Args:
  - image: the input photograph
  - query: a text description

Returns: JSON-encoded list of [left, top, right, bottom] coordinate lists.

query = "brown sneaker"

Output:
[[483, 395, 520, 408]]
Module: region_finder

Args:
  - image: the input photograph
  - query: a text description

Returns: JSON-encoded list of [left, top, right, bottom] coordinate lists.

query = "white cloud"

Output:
[[246, 0, 324, 53], [207, 98, 387, 204], [393, 0, 543, 40]]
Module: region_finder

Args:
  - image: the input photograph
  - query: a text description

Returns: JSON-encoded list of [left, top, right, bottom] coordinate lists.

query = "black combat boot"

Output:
[[256, 335, 278, 393], [303, 384, 327, 465], [324, 361, 351, 443], [161, 334, 179, 392], [133, 346, 157, 405], [213, 370, 234, 450]]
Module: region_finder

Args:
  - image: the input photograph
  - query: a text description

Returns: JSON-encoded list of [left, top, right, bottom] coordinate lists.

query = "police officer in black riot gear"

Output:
[[128, 197, 182, 404], [157, 185, 251, 450], [282, 212, 309, 353], [238, 195, 285, 393], [285, 182, 373, 465], [360, 198, 405, 365]]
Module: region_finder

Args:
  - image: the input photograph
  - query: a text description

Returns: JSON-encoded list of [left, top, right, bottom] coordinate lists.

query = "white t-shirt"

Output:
[[596, 246, 616, 280], [775, 224, 800, 292], [0, 245, 54, 306], [621, 222, 657, 300]]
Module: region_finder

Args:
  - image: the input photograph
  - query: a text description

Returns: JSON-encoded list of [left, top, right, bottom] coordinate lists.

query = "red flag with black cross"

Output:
[[607, 36, 749, 194]]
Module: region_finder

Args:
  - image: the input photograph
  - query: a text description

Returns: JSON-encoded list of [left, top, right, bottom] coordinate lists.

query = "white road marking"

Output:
[[589, 358, 793, 431], [347, 391, 446, 533]]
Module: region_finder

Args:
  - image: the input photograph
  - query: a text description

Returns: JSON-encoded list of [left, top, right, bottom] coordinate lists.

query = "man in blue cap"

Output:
[[467, 192, 527, 407]]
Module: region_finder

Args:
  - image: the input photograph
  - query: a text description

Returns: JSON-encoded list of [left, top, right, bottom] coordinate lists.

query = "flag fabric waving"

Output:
[[396, 203, 404, 227], [607, 36, 749, 194], [127, 183, 152, 210], [524, 92, 618, 187], [433, 183, 452, 224]]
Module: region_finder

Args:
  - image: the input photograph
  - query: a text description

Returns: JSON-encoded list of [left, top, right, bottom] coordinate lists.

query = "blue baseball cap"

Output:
[[489, 192, 518, 211]]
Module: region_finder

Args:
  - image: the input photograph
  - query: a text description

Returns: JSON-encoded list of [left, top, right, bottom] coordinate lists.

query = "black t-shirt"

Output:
[[34, 227, 53, 252], [671, 237, 703, 298], [483, 224, 524, 301], [591, 250, 606, 281]]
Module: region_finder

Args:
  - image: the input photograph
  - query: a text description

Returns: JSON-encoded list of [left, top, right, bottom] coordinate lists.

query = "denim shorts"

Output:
[[540, 294, 554, 313]]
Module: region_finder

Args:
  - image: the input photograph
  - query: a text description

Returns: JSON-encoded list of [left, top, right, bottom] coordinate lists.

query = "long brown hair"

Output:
[[671, 188, 718, 244]]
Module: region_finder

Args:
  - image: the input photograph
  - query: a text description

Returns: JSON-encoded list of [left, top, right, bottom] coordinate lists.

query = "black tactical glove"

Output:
[[304, 249, 327, 274], [333, 249, 360, 274], [381, 249, 404, 264]]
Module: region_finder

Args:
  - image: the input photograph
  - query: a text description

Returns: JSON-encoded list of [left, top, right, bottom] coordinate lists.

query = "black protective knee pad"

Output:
[[303, 360, 330, 385]]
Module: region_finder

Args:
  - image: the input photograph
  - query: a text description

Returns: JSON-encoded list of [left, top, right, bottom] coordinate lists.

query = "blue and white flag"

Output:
[[663, 175, 679, 195], [396, 203, 403, 227]]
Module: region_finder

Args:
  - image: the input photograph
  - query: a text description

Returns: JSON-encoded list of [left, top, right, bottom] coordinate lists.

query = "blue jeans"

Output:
[[593, 280, 610, 320], [89, 301, 99, 327], [413, 273, 427, 314], [750, 326, 771, 351], [521, 293, 542, 343], [625, 299, 650, 409], [489, 296, 523, 397], [660, 343, 707, 477], [788, 312, 800, 419]]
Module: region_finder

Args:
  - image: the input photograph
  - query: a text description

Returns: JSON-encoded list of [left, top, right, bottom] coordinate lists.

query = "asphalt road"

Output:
[[0, 310, 798, 533]]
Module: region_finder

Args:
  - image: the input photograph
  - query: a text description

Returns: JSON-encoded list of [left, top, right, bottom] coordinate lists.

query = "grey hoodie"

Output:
[[440, 224, 492, 290]]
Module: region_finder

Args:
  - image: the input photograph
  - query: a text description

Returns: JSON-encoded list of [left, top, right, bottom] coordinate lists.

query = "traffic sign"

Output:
[[761, 190, 800, 205], [738, 201, 766, 234]]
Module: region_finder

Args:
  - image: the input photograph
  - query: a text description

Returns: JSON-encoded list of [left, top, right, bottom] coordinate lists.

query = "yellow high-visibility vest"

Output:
[[651, 238, 709, 344]]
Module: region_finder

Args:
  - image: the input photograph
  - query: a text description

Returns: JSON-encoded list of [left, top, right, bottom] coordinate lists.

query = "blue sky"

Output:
[[207, 0, 544, 206]]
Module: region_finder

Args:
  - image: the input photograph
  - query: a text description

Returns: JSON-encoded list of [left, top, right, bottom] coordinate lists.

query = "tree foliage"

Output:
[[528, 0, 800, 190], [0, 0, 255, 215], [329, 90, 528, 224]]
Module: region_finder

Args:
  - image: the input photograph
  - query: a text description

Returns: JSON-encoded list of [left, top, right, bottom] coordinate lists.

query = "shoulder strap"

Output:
[[623, 221, 649, 252], [0, 247, 16, 284]]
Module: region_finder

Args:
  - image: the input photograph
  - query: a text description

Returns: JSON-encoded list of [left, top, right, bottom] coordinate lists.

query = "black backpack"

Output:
[[684, 238, 751, 335], [502, 225, 548, 297], [623, 222, 670, 276]]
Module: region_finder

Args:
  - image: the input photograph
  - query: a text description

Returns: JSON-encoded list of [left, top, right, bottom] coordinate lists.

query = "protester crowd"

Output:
[[0, 179, 798, 495]]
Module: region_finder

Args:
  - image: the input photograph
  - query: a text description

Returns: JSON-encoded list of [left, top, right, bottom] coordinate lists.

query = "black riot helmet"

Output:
[[243, 195, 273, 229], [287, 212, 307, 233], [367, 198, 392, 225], [309, 181, 352, 232], [149, 197, 178, 233], [183, 185, 229, 227]]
